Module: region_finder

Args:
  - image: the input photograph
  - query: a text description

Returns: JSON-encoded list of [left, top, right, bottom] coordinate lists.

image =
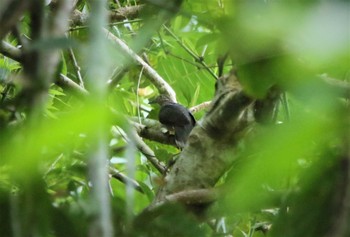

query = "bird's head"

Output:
[[149, 94, 174, 106]]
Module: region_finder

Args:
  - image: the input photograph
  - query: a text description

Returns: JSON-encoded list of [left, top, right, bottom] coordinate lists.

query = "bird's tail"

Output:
[[174, 124, 193, 149]]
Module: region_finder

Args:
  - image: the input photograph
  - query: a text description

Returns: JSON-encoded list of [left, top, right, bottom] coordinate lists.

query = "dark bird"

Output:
[[150, 95, 196, 149]]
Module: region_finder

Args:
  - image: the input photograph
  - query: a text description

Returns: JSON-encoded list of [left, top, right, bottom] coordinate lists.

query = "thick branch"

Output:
[[132, 120, 177, 147], [164, 188, 218, 204], [148, 189, 218, 212]]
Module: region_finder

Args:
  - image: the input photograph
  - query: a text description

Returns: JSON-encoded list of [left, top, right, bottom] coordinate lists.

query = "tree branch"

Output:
[[103, 29, 177, 102], [111, 122, 167, 174], [131, 119, 177, 147], [148, 189, 218, 212], [163, 24, 218, 80], [165, 188, 218, 204], [57, 74, 89, 96], [129, 127, 167, 174], [109, 167, 144, 194], [189, 101, 211, 114], [70, 6, 143, 26], [0, 41, 22, 62], [67, 46, 85, 88]]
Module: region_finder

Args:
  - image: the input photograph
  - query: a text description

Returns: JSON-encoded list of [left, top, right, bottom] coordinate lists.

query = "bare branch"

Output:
[[67, 47, 85, 88], [109, 167, 144, 194], [129, 127, 167, 174], [131, 119, 177, 147], [0, 41, 22, 62], [111, 120, 167, 174], [163, 25, 218, 80], [189, 101, 211, 114], [103, 29, 177, 102], [57, 74, 89, 96]]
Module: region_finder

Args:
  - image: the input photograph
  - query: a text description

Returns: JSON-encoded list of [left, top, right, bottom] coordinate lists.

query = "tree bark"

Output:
[[153, 71, 255, 206]]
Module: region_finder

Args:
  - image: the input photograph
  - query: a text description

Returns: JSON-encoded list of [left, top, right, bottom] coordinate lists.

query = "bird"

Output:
[[150, 95, 196, 149]]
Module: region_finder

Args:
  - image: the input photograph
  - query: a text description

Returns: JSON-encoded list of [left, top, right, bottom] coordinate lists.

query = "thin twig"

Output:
[[109, 166, 144, 193], [136, 67, 144, 124], [167, 52, 204, 67], [281, 92, 290, 122], [157, 31, 201, 68], [107, 66, 129, 90], [130, 129, 167, 174], [163, 24, 218, 80], [67, 46, 85, 88], [73, 151, 145, 194]]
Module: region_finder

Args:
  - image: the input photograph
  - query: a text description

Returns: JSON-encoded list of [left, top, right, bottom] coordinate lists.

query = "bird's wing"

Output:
[[159, 103, 193, 127]]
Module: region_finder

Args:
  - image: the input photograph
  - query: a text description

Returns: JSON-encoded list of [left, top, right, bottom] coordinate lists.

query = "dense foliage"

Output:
[[0, 0, 349, 236]]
